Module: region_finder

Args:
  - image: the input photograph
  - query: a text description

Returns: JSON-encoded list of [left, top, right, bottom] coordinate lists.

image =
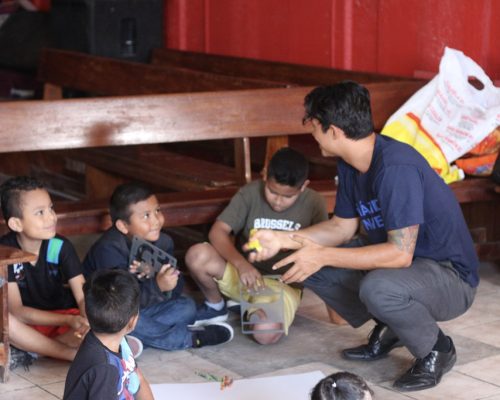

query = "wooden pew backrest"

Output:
[[0, 82, 424, 154]]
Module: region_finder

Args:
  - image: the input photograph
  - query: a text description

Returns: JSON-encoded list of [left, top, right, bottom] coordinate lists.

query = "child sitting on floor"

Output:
[[0, 176, 89, 369], [83, 182, 233, 351], [64, 269, 154, 399]]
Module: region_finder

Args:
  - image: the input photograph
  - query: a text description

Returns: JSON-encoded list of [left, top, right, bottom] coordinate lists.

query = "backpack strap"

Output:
[[46, 238, 63, 264]]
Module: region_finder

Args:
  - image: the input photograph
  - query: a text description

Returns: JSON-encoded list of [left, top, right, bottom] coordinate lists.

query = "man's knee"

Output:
[[359, 274, 405, 316]]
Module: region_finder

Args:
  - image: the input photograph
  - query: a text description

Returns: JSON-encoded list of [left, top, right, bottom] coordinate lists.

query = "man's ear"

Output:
[[7, 217, 23, 233], [299, 179, 310, 192], [330, 125, 339, 138], [331, 125, 347, 140], [115, 219, 129, 235]]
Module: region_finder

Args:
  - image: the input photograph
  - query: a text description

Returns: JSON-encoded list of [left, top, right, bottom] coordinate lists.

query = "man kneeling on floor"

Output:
[[247, 81, 479, 391]]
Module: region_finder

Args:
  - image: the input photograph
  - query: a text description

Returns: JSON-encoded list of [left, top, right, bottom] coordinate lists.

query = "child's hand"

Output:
[[155, 264, 179, 292], [238, 263, 264, 291], [68, 315, 90, 338], [130, 260, 154, 279]]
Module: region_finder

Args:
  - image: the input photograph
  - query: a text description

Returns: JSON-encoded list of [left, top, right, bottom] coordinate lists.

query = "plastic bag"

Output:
[[382, 47, 500, 184], [455, 127, 500, 176]]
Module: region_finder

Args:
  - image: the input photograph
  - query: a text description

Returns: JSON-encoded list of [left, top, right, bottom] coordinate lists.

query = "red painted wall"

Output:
[[164, 0, 500, 82]]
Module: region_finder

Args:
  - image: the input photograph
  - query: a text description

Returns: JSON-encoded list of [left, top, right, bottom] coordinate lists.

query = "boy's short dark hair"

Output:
[[84, 269, 140, 334], [109, 182, 154, 224], [303, 81, 374, 140], [267, 147, 309, 188], [0, 176, 45, 221], [311, 372, 373, 400]]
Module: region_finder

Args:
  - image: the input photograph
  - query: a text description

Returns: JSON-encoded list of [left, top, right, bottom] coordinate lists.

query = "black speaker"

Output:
[[50, 0, 163, 62]]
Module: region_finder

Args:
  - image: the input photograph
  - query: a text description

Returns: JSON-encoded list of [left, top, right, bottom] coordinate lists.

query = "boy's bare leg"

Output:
[[9, 314, 77, 361], [185, 243, 227, 303]]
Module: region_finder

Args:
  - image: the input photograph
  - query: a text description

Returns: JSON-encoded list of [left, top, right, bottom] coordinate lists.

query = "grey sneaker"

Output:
[[9, 346, 36, 371]]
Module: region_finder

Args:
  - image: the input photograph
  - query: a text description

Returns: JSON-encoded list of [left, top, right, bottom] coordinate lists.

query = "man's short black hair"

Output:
[[267, 147, 309, 188], [84, 269, 140, 334], [109, 182, 154, 224], [0, 176, 45, 222], [303, 81, 374, 140], [311, 372, 373, 400]]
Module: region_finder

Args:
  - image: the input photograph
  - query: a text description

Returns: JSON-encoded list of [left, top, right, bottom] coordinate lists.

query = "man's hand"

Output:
[[273, 234, 325, 284], [156, 264, 179, 292], [244, 230, 282, 263], [237, 262, 264, 291]]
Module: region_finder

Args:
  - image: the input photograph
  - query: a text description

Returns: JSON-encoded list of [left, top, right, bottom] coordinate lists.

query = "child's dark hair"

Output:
[[311, 372, 373, 400], [84, 269, 140, 334], [303, 81, 374, 140], [109, 182, 154, 224], [0, 176, 45, 221], [267, 147, 309, 188]]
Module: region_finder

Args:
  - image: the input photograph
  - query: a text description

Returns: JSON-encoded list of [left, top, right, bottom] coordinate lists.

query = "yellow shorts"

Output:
[[215, 263, 301, 334]]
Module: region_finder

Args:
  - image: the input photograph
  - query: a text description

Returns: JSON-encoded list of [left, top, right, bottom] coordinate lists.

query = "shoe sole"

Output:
[[189, 313, 229, 327]]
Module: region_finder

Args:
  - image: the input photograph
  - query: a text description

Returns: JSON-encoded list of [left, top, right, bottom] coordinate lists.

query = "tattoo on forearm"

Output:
[[388, 225, 419, 253]]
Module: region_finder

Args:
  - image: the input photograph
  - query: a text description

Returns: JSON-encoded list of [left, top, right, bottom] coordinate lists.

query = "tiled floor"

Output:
[[2, 261, 500, 399]]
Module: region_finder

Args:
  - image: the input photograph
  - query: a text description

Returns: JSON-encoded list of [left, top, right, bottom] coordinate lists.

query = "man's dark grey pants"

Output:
[[304, 257, 476, 358]]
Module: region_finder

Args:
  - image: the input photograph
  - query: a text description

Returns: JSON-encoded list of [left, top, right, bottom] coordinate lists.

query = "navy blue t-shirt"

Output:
[[83, 227, 181, 309], [334, 134, 479, 287]]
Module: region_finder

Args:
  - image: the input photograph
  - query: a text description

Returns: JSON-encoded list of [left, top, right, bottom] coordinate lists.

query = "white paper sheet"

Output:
[[151, 370, 325, 400]]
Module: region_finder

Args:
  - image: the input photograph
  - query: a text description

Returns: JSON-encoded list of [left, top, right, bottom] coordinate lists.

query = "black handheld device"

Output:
[[128, 236, 177, 279]]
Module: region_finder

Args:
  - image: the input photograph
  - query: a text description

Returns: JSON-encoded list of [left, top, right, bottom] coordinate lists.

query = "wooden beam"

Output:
[[38, 48, 288, 96], [0, 81, 423, 154], [152, 48, 421, 85]]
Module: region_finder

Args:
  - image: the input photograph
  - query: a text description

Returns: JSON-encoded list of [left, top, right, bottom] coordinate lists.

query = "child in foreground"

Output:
[[64, 269, 154, 400], [0, 176, 88, 369], [311, 372, 373, 400]]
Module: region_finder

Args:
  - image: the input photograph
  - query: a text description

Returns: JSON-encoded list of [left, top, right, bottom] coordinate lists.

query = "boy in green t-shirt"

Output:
[[185, 147, 328, 344]]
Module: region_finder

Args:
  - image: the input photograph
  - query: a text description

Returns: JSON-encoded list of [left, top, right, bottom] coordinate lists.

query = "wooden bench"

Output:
[[151, 48, 413, 85], [36, 48, 294, 194], [35, 49, 421, 195]]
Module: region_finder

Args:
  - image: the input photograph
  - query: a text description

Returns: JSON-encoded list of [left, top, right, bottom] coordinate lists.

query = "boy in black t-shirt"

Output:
[[0, 177, 89, 366], [64, 269, 153, 400], [83, 182, 233, 351]]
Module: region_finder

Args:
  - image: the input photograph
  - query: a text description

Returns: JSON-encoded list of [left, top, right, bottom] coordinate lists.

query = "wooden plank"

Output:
[[0, 82, 424, 154], [38, 48, 288, 96], [152, 48, 419, 85], [70, 148, 242, 192]]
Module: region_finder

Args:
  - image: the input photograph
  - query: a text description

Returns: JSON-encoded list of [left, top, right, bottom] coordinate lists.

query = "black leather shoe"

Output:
[[393, 337, 457, 392], [342, 324, 403, 361]]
